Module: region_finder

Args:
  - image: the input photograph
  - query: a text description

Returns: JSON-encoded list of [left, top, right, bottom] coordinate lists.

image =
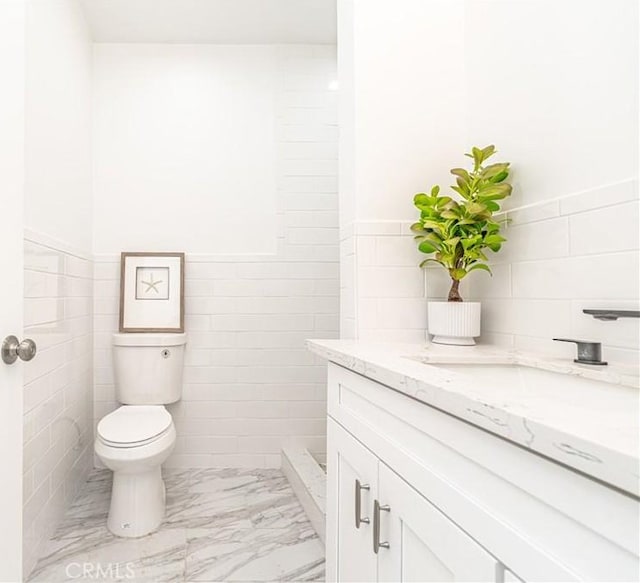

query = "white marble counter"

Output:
[[307, 340, 640, 497]]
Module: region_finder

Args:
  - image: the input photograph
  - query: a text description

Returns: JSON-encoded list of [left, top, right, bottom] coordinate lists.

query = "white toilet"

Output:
[[94, 332, 187, 538]]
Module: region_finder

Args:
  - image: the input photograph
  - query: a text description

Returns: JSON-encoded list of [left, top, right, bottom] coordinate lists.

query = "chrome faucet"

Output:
[[582, 309, 640, 321], [553, 338, 607, 366]]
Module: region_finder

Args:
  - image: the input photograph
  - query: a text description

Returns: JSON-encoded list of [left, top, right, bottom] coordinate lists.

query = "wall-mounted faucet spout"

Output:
[[583, 309, 640, 321]]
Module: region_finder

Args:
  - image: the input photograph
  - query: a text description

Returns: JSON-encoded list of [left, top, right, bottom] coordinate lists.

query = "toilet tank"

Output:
[[112, 333, 187, 405]]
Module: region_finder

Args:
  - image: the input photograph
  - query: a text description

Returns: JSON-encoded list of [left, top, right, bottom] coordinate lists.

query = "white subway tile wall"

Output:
[[23, 234, 94, 576], [93, 46, 338, 469], [485, 180, 640, 363], [341, 221, 433, 343], [343, 180, 639, 362]]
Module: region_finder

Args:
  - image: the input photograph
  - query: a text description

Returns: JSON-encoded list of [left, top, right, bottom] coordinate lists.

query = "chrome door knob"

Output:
[[2, 335, 37, 365]]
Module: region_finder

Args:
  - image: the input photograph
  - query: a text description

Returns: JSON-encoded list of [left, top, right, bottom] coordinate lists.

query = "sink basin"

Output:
[[411, 361, 639, 451], [435, 363, 614, 393]]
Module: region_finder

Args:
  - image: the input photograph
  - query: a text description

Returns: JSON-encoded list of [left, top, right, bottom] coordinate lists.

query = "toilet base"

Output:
[[107, 467, 166, 538]]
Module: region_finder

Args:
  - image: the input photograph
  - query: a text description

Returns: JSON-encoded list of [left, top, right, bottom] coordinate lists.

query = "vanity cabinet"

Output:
[[325, 363, 640, 583]]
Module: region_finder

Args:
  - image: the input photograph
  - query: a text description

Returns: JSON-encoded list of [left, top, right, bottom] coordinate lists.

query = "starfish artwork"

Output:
[[141, 272, 163, 294], [135, 266, 170, 300]]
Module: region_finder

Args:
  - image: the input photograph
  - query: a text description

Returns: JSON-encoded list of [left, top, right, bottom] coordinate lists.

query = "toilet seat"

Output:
[[97, 405, 173, 448]]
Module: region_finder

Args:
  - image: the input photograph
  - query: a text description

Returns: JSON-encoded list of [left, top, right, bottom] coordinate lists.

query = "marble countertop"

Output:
[[307, 340, 640, 497]]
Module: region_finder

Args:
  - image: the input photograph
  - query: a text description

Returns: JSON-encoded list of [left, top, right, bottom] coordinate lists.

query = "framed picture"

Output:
[[119, 252, 185, 332]]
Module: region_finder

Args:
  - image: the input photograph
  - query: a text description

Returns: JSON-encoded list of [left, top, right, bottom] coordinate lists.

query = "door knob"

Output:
[[2, 335, 37, 365]]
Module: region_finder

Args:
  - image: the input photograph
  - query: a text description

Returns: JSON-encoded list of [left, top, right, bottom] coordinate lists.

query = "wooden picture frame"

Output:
[[119, 252, 185, 333]]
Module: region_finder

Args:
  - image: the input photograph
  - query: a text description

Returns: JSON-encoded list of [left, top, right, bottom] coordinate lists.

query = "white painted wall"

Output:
[[81, 0, 337, 44], [93, 45, 339, 468], [465, 0, 638, 209], [24, 0, 93, 252], [465, 0, 639, 362], [92, 44, 278, 254], [337, 0, 357, 338], [340, 0, 639, 361], [23, 0, 94, 578], [352, 0, 465, 221], [339, 0, 466, 338]]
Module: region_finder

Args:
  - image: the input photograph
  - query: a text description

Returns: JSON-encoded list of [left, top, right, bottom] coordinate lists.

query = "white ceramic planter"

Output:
[[427, 301, 481, 346]]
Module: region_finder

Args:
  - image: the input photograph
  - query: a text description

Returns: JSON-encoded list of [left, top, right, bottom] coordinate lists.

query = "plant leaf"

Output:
[[478, 183, 512, 200], [450, 168, 470, 181], [490, 170, 509, 183], [450, 185, 470, 199], [471, 147, 483, 169], [467, 263, 492, 275], [419, 258, 442, 268], [418, 240, 438, 254], [466, 202, 488, 215], [435, 196, 452, 208], [484, 234, 506, 245], [456, 177, 470, 194]]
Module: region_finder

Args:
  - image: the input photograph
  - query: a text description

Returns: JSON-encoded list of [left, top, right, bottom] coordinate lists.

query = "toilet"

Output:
[[94, 332, 187, 538]]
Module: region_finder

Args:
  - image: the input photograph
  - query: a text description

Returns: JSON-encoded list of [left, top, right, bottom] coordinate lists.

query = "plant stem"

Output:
[[448, 278, 463, 302]]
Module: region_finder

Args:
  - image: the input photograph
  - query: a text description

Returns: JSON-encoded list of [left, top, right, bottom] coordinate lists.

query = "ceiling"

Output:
[[80, 0, 337, 44]]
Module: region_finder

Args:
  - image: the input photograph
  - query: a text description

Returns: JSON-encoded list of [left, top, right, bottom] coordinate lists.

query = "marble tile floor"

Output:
[[28, 468, 325, 583]]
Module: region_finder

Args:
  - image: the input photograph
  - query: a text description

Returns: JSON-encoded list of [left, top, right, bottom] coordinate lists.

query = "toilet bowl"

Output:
[[95, 405, 176, 537]]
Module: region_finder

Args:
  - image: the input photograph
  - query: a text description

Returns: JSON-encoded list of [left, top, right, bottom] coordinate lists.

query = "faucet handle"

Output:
[[553, 338, 607, 366]]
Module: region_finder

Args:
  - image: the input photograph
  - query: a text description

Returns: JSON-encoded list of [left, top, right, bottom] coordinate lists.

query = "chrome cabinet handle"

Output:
[[355, 479, 370, 528], [373, 499, 390, 553], [2, 335, 37, 365]]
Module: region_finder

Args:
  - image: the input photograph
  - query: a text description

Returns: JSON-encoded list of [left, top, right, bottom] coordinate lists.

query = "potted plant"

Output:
[[411, 145, 512, 345]]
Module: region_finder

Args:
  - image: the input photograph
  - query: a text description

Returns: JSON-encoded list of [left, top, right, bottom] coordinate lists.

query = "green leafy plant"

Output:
[[411, 145, 512, 302]]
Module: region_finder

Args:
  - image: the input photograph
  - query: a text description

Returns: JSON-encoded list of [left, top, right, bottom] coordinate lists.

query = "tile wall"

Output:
[[340, 221, 431, 342], [477, 180, 639, 364], [22, 231, 94, 575], [93, 45, 339, 468], [341, 180, 639, 363]]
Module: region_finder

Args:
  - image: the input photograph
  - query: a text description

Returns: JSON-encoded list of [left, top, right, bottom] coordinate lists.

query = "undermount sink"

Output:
[[433, 363, 614, 393], [402, 357, 632, 394]]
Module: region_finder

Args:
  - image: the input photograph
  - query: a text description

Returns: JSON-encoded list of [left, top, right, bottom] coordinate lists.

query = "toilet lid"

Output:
[[98, 405, 172, 446]]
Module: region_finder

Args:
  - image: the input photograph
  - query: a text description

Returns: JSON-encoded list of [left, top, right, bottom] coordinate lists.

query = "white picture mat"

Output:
[[122, 255, 182, 329]]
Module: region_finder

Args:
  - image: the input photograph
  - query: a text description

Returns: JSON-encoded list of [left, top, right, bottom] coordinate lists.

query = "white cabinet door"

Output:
[[327, 418, 379, 583], [377, 463, 499, 583]]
